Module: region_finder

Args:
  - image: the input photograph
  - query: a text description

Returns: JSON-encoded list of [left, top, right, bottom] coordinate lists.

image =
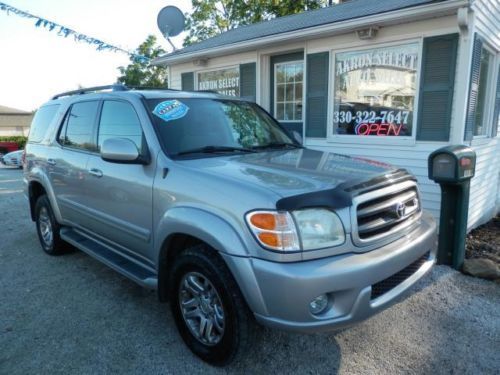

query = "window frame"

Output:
[[326, 38, 424, 145], [57, 99, 101, 154], [273, 60, 304, 123], [195, 65, 241, 97], [96, 99, 146, 153], [472, 41, 498, 140]]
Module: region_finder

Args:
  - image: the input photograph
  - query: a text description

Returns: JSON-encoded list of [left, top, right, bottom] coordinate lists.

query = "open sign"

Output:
[[355, 122, 404, 136]]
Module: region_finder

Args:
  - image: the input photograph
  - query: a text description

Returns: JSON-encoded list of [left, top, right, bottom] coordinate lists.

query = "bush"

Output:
[[0, 136, 28, 149]]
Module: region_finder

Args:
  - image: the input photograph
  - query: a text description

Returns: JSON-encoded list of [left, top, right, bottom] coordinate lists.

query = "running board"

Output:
[[60, 227, 158, 289]]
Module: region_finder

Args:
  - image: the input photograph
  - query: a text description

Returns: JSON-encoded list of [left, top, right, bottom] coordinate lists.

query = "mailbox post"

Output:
[[428, 145, 476, 270]]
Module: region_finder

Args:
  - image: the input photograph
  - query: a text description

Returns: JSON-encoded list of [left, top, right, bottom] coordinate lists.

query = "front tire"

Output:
[[35, 195, 68, 255], [169, 245, 255, 366]]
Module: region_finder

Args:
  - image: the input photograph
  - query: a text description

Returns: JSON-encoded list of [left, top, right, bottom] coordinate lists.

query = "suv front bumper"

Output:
[[223, 212, 437, 333]]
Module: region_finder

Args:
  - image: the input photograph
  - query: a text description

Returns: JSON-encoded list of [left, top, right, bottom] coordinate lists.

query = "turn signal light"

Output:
[[250, 213, 276, 230], [246, 211, 300, 252]]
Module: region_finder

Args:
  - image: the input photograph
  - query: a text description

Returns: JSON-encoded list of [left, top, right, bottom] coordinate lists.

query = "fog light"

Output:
[[309, 294, 328, 315]]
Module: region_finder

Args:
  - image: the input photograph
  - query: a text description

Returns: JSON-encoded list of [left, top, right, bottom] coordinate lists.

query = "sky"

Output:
[[0, 0, 192, 111]]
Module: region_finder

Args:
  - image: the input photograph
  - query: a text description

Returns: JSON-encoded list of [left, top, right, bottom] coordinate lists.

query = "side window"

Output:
[[28, 104, 60, 143], [59, 101, 99, 151], [97, 101, 143, 151]]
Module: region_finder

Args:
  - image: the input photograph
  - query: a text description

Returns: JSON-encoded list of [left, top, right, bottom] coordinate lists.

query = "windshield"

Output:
[[146, 98, 296, 157]]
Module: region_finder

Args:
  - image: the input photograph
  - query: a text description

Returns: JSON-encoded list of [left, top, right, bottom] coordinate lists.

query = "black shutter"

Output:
[[464, 34, 483, 141], [416, 34, 458, 141], [491, 66, 500, 138], [306, 52, 329, 138], [240, 63, 256, 102], [181, 72, 194, 91]]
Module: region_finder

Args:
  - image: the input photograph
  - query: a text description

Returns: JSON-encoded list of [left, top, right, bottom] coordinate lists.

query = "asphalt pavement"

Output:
[[1, 165, 499, 374]]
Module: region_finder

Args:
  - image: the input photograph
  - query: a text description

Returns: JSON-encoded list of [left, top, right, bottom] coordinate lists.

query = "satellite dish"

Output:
[[157, 6, 185, 38]]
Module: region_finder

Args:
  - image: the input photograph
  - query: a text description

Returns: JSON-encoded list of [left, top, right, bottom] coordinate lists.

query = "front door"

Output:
[[270, 51, 305, 136], [84, 99, 155, 263]]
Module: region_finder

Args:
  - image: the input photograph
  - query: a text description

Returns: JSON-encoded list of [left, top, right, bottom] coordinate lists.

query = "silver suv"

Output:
[[24, 85, 437, 365]]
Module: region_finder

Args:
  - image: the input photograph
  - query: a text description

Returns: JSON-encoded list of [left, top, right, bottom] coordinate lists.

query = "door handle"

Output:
[[47, 158, 56, 166], [88, 168, 103, 178]]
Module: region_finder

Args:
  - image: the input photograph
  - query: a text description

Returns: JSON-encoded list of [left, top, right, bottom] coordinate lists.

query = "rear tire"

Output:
[[35, 195, 68, 255], [169, 245, 255, 366]]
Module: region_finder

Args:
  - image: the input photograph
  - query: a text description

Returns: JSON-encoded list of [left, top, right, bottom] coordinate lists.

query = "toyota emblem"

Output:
[[395, 202, 406, 218]]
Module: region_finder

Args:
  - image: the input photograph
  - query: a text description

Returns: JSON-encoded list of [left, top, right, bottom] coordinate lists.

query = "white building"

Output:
[[0, 105, 33, 136], [153, 0, 500, 230]]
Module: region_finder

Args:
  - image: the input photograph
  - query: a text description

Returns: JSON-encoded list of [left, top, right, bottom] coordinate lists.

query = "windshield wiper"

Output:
[[176, 145, 257, 156], [251, 142, 302, 150]]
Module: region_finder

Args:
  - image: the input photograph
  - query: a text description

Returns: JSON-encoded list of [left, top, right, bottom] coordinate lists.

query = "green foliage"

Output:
[[0, 136, 28, 149], [117, 35, 168, 88], [184, 0, 327, 46]]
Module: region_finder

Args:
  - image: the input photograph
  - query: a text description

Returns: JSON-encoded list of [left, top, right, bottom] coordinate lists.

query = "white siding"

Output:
[[472, 0, 500, 50], [468, 138, 500, 229]]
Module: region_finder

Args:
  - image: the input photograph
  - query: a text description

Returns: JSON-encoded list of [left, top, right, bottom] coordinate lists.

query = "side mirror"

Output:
[[292, 131, 303, 144], [101, 138, 141, 163]]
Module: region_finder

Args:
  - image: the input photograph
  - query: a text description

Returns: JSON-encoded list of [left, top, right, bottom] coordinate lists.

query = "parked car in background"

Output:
[[1, 150, 23, 168], [0, 141, 19, 160], [24, 85, 437, 366]]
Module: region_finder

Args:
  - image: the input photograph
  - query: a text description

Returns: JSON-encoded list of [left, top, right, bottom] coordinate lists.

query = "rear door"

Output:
[[48, 100, 99, 225], [84, 99, 154, 262]]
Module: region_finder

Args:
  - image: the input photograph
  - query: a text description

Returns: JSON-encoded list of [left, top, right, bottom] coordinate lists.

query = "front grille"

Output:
[[356, 186, 420, 240], [370, 251, 430, 300]]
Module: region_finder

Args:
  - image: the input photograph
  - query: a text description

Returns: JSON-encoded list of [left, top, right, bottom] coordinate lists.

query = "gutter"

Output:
[[152, 0, 468, 66]]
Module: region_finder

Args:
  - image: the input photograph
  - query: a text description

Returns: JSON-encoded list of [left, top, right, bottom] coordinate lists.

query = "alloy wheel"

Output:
[[38, 206, 53, 247], [178, 271, 225, 346]]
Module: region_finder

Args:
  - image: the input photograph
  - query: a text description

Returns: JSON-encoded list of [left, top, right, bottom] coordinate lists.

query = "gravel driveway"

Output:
[[1, 165, 499, 374]]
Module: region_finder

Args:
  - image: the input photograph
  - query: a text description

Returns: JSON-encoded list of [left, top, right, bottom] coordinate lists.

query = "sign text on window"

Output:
[[333, 43, 419, 137], [198, 67, 240, 97]]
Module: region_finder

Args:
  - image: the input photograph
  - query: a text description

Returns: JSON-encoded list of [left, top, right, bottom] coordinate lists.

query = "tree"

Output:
[[117, 35, 168, 88], [184, 0, 327, 46]]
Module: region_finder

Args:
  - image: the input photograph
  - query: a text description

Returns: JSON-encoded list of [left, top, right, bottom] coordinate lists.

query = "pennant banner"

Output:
[[0, 2, 149, 63]]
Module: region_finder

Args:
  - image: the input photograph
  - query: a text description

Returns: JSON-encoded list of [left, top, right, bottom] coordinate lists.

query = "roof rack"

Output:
[[197, 90, 220, 94], [51, 84, 128, 100], [125, 85, 177, 91]]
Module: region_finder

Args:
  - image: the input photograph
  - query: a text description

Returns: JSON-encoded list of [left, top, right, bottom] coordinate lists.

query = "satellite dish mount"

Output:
[[157, 6, 185, 51]]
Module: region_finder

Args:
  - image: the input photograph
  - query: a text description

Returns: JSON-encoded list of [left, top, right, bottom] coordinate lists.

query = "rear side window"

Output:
[[59, 101, 99, 151], [28, 104, 60, 143], [97, 101, 143, 151]]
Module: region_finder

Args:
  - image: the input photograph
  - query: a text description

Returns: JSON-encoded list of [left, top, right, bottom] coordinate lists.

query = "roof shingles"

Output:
[[160, 0, 446, 59]]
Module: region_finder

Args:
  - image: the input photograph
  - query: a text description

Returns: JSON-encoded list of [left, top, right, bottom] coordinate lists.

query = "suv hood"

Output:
[[179, 148, 411, 205]]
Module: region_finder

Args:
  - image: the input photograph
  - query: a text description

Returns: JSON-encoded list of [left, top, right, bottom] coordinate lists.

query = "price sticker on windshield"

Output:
[[153, 100, 189, 122]]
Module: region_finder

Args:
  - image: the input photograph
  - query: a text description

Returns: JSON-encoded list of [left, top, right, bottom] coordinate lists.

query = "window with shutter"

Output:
[[416, 34, 458, 142]]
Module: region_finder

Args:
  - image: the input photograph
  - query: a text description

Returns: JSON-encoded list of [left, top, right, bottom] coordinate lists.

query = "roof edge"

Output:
[[152, 0, 468, 66]]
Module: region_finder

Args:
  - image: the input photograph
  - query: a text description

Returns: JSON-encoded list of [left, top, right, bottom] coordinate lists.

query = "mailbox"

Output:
[[428, 145, 476, 270], [428, 145, 476, 183]]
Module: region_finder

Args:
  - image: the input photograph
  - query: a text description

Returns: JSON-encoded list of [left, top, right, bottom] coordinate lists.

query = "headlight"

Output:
[[246, 209, 345, 252], [245, 211, 300, 251], [292, 209, 345, 250]]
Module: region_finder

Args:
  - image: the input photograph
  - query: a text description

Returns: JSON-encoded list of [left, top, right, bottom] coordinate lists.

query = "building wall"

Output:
[[467, 0, 500, 229], [0, 114, 32, 136], [167, 10, 500, 229]]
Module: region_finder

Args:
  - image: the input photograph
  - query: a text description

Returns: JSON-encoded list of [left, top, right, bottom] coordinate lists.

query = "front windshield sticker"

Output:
[[152, 100, 189, 122]]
